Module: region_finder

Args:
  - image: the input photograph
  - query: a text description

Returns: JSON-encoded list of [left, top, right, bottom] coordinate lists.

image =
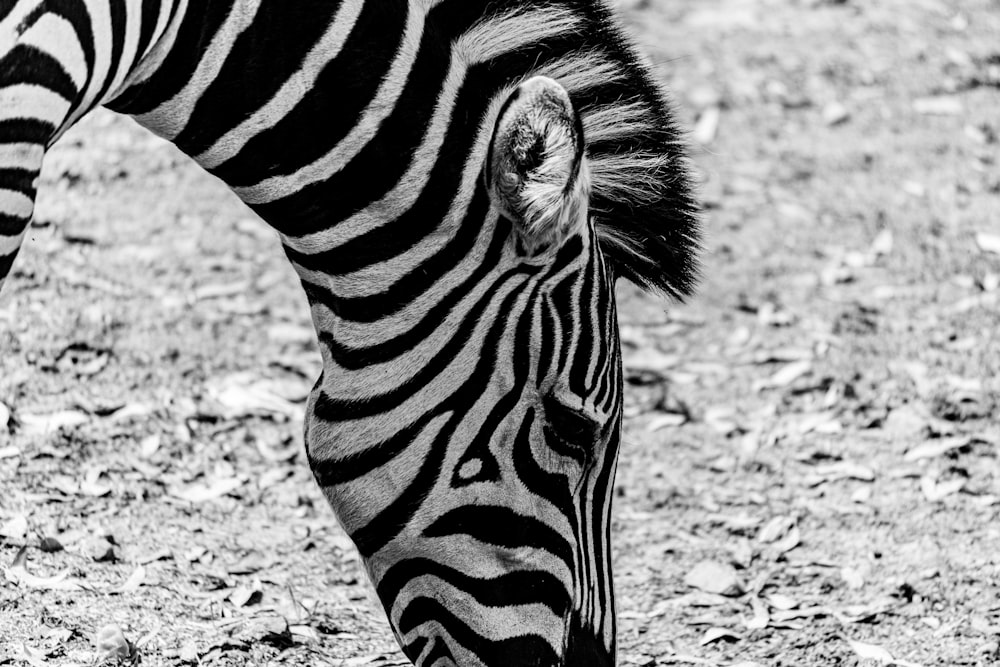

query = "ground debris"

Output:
[[845, 637, 923, 667], [4, 546, 87, 591], [684, 561, 745, 597], [94, 624, 139, 666]]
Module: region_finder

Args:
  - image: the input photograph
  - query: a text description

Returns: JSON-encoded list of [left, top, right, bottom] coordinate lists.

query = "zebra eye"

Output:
[[541, 394, 599, 464]]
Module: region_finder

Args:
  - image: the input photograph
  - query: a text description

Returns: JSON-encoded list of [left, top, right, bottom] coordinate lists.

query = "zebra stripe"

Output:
[[0, 2, 701, 664]]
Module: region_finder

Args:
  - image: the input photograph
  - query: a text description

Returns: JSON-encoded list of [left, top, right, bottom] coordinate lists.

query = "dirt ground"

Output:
[[1, 0, 999, 665]]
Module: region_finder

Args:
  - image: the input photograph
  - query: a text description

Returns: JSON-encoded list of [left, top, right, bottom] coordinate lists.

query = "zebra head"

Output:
[[362, 77, 621, 667], [306, 75, 624, 666], [475, 76, 622, 665]]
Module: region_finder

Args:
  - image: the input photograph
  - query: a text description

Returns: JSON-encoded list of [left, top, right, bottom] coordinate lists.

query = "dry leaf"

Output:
[[139, 435, 162, 458], [913, 96, 963, 115], [290, 625, 320, 643], [823, 101, 850, 126], [14, 643, 47, 667], [206, 374, 302, 420], [107, 402, 156, 423], [55, 343, 111, 376], [693, 106, 721, 144], [770, 607, 828, 623], [754, 361, 811, 391], [757, 515, 795, 543], [845, 638, 924, 666], [5, 546, 84, 590], [975, 232, 1000, 255], [771, 526, 802, 556], [194, 281, 250, 301], [752, 347, 813, 364], [841, 566, 865, 590], [851, 487, 873, 504], [80, 468, 112, 497], [19, 410, 90, 435], [699, 626, 741, 646], [832, 596, 901, 624], [745, 597, 769, 630], [904, 437, 969, 462], [256, 438, 299, 463], [646, 412, 688, 431], [228, 581, 263, 607], [790, 411, 842, 436], [171, 476, 246, 503], [766, 593, 799, 611], [684, 560, 745, 597], [117, 565, 146, 593], [920, 474, 966, 502], [808, 461, 876, 486]]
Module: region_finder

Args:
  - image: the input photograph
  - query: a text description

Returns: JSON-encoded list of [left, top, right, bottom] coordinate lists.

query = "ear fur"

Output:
[[486, 76, 590, 253]]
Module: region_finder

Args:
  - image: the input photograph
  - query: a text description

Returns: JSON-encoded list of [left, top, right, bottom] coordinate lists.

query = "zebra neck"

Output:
[[109, 0, 562, 324]]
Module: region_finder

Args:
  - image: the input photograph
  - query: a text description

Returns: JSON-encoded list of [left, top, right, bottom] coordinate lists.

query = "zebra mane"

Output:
[[568, 3, 702, 300]]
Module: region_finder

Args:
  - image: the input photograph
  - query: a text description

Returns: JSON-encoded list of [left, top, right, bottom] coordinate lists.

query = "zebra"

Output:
[[0, 1, 700, 665]]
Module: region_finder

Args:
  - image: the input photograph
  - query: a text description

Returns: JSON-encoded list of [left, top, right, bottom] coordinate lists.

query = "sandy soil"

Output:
[[1, 1, 998, 665]]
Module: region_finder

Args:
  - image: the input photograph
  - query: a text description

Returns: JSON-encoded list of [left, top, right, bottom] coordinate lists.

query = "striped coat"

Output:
[[0, 2, 700, 664]]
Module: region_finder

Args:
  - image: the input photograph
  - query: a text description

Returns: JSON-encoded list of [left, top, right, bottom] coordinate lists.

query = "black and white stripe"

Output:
[[0, 2, 700, 665]]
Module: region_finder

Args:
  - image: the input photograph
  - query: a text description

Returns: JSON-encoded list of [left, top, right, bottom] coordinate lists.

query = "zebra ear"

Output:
[[487, 76, 590, 253]]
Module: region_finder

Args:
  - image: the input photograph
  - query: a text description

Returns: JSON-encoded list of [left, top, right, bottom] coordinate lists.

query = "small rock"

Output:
[[871, 229, 894, 256], [699, 626, 742, 646], [94, 624, 137, 664], [693, 106, 721, 144], [823, 102, 850, 126], [883, 404, 930, 439], [841, 566, 865, 590], [0, 515, 28, 541], [38, 537, 64, 553], [179, 641, 200, 663], [235, 615, 290, 645], [82, 536, 117, 563], [975, 232, 1000, 255], [684, 560, 745, 597]]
